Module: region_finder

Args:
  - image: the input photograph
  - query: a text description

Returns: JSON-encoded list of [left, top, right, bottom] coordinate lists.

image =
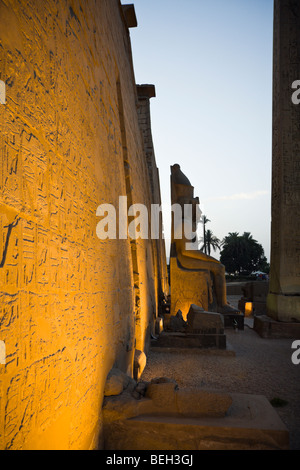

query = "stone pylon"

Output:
[[267, 0, 300, 322]]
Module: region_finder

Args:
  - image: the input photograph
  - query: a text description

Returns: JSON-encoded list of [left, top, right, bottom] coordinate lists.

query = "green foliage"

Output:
[[220, 231, 268, 274], [201, 215, 210, 254], [200, 215, 221, 256], [200, 229, 221, 256]]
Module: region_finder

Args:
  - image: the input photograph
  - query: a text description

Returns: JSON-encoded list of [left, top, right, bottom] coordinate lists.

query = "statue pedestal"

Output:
[[151, 331, 227, 350], [153, 304, 228, 351], [186, 304, 224, 333], [254, 315, 300, 339], [103, 386, 289, 450]]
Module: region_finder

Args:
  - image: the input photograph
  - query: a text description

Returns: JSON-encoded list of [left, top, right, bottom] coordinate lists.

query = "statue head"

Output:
[[171, 164, 202, 228], [170, 164, 202, 249], [171, 164, 193, 202]]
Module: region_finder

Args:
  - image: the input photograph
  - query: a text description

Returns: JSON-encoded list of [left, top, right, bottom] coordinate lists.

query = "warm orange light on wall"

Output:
[[245, 302, 253, 317]]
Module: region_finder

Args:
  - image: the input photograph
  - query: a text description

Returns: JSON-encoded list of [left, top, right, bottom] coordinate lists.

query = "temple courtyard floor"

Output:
[[141, 296, 300, 450]]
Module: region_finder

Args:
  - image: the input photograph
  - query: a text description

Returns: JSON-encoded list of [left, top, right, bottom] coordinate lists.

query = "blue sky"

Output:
[[130, 0, 274, 261]]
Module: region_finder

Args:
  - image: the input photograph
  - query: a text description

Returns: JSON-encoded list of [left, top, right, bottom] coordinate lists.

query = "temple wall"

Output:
[[0, 0, 166, 449]]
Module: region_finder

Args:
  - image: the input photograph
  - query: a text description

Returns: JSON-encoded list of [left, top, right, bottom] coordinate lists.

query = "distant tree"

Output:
[[219, 232, 243, 274], [259, 257, 270, 274], [201, 229, 220, 256], [220, 231, 267, 274], [201, 215, 210, 254], [240, 232, 263, 272]]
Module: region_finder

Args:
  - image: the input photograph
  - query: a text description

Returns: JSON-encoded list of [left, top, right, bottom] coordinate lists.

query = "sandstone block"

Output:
[[150, 377, 178, 384], [103, 392, 289, 450], [102, 394, 140, 423], [169, 310, 187, 332], [145, 382, 177, 410], [176, 389, 232, 418], [130, 380, 148, 400], [187, 304, 224, 333], [104, 368, 130, 397], [134, 381, 148, 396]]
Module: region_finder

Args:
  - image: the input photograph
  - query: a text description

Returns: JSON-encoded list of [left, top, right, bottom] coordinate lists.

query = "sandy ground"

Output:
[[141, 297, 300, 450]]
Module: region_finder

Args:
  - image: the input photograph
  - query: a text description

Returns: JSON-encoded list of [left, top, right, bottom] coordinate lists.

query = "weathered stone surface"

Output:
[[152, 331, 227, 350], [104, 378, 232, 421], [239, 281, 269, 315], [104, 375, 124, 397], [145, 382, 177, 410], [254, 315, 300, 339], [0, 0, 169, 450], [226, 282, 246, 295], [144, 380, 231, 418], [150, 377, 178, 386], [104, 368, 130, 397], [154, 305, 228, 350], [134, 381, 148, 396], [168, 310, 187, 332], [102, 393, 140, 423], [176, 389, 232, 418], [187, 304, 224, 333], [267, 0, 300, 322], [243, 281, 269, 301], [103, 392, 289, 450]]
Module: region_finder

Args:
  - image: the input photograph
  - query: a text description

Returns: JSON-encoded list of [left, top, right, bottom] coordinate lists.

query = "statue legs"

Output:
[[177, 253, 238, 313]]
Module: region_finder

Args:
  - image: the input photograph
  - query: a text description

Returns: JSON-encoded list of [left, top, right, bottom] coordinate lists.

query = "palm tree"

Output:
[[205, 229, 221, 256], [201, 215, 210, 254]]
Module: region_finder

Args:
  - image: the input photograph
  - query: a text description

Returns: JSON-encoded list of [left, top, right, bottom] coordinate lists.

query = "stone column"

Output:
[[267, 0, 300, 322]]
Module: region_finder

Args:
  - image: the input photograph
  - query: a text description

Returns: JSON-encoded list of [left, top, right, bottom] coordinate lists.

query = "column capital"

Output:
[[121, 4, 137, 28], [136, 84, 156, 99]]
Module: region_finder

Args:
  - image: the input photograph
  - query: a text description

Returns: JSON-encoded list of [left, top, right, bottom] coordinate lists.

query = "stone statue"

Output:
[[170, 164, 239, 318]]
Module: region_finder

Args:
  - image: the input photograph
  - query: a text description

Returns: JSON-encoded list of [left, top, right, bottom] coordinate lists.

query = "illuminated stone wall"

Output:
[[0, 0, 167, 449]]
